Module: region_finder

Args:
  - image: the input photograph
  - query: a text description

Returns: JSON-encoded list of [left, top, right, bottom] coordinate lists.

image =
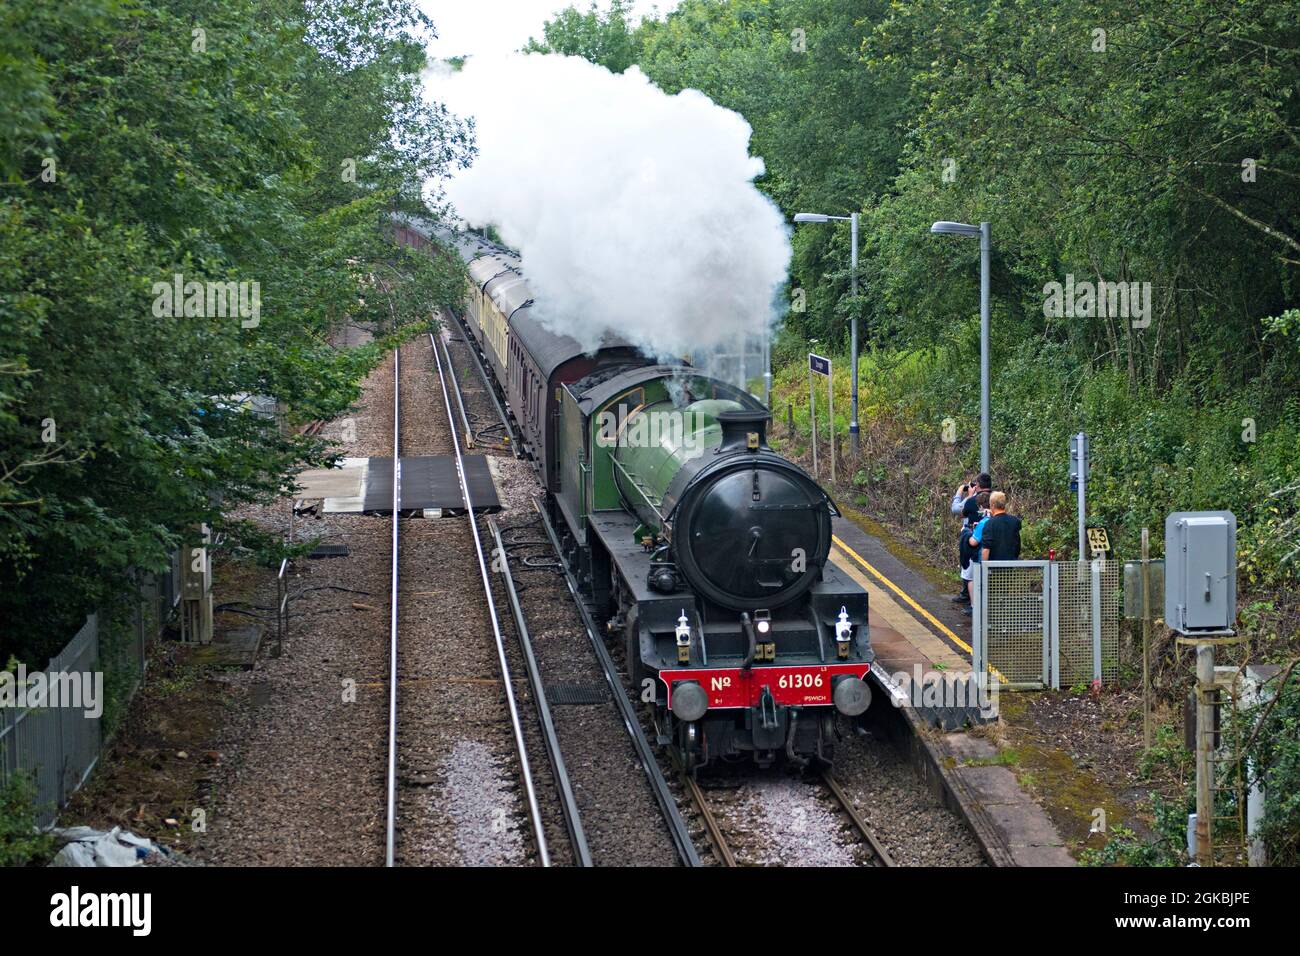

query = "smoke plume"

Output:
[[426, 54, 790, 364]]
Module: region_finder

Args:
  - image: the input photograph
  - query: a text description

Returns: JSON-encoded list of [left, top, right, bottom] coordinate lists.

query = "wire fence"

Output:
[[0, 563, 176, 827], [973, 559, 1121, 690]]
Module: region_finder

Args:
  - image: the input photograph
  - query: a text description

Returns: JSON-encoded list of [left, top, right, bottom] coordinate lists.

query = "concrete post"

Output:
[[1195, 642, 1215, 866], [849, 212, 860, 458], [1141, 528, 1152, 749]]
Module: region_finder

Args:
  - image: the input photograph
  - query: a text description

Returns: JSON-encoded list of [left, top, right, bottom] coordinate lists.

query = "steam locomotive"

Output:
[[393, 217, 873, 771]]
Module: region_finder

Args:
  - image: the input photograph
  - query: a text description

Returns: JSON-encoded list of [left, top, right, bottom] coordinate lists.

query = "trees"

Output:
[[863, 0, 1300, 377], [527, 0, 1300, 581], [631, 0, 915, 346], [610, 0, 1300, 381], [0, 0, 471, 665], [523, 0, 642, 73]]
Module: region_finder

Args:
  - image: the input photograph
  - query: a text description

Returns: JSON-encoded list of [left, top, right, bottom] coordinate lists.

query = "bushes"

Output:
[[0, 773, 54, 867], [1075, 671, 1299, 867], [1079, 793, 1190, 867], [1248, 670, 1300, 866], [771, 328, 1300, 589]]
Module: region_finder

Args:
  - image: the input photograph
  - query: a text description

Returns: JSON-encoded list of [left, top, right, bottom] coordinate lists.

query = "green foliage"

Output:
[[523, 0, 642, 73], [0, 773, 55, 867], [771, 330, 1300, 581], [1085, 671, 1300, 867], [0, 0, 472, 667], [538, 0, 1300, 586], [221, 517, 320, 567], [1079, 793, 1190, 867], [1246, 668, 1300, 866], [1138, 724, 1193, 784]]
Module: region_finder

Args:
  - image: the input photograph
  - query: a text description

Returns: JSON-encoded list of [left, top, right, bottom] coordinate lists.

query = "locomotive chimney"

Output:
[[717, 409, 770, 453]]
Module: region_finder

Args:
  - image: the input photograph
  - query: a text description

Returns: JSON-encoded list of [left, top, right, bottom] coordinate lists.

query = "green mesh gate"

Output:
[[973, 560, 1120, 690]]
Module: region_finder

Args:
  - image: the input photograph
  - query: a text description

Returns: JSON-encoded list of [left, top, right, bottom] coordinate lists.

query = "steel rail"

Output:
[[821, 770, 895, 867], [442, 308, 523, 458], [440, 328, 476, 449], [532, 496, 702, 867], [385, 347, 401, 867], [488, 517, 593, 867], [682, 773, 736, 867], [430, 330, 551, 866]]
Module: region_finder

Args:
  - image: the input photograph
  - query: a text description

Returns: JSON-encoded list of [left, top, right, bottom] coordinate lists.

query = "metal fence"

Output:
[[1, 569, 170, 827], [274, 557, 290, 658], [973, 559, 1120, 690], [1053, 559, 1121, 687]]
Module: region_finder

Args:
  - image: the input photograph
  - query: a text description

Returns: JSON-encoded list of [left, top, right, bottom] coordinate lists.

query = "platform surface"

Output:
[[830, 515, 1076, 866]]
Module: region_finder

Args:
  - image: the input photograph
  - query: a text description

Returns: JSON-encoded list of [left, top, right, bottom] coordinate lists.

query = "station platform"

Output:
[[829, 515, 1077, 867], [829, 515, 972, 677]]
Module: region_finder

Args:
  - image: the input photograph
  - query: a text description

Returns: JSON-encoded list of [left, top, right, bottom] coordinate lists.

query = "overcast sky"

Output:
[[419, 0, 677, 61]]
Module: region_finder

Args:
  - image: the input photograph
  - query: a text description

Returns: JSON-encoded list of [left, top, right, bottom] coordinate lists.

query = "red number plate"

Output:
[[659, 663, 870, 710]]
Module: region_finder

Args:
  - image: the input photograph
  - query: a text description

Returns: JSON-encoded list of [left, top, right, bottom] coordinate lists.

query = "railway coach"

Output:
[[393, 216, 874, 772]]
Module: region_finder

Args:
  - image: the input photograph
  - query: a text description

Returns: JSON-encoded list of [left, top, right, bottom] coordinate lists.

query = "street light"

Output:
[[794, 211, 860, 456], [929, 220, 991, 474]]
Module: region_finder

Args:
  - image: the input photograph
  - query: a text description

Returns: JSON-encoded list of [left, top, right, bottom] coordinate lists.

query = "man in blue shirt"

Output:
[[977, 491, 1022, 562]]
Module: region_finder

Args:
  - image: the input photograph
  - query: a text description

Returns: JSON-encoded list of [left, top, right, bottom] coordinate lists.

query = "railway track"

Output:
[[683, 769, 895, 867], [486, 516, 592, 866], [435, 309, 898, 868], [441, 309, 699, 866], [439, 319, 522, 457], [533, 496, 702, 866], [424, 332, 555, 865], [379, 336, 578, 867], [384, 347, 401, 867], [820, 771, 895, 866]]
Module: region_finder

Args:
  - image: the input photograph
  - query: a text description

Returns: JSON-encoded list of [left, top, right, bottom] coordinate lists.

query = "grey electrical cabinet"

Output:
[[1164, 511, 1236, 635]]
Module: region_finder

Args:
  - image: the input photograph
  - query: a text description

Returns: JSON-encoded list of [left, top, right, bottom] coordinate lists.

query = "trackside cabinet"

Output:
[[1164, 511, 1236, 635]]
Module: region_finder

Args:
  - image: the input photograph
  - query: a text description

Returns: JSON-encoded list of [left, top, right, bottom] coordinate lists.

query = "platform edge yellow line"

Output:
[[832, 535, 974, 655]]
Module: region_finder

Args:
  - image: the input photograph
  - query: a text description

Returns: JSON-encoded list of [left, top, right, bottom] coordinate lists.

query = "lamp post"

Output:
[[930, 220, 991, 474], [762, 336, 771, 410], [794, 211, 860, 457]]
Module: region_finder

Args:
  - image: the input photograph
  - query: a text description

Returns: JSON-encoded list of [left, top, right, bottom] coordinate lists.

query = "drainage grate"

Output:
[[545, 681, 611, 706]]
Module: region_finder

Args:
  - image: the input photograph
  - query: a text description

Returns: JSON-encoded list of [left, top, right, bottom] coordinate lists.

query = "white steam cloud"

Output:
[[427, 54, 790, 365]]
